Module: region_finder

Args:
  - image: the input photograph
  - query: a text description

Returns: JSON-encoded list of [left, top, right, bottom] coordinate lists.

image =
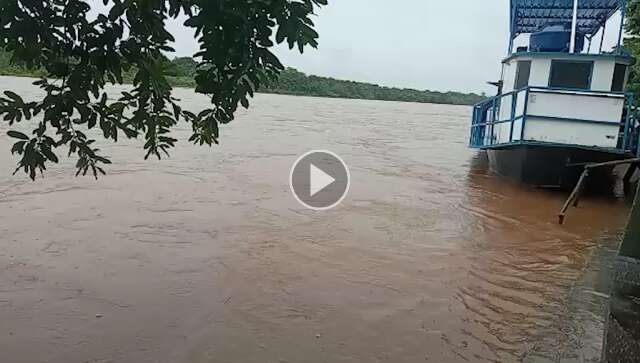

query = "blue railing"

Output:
[[469, 86, 638, 155]]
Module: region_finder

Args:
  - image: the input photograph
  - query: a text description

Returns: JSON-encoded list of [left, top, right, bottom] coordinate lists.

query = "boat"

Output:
[[469, 0, 638, 192]]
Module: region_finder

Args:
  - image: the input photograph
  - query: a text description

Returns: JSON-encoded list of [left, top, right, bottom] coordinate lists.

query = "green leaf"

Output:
[[7, 130, 29, 140], [41, 148, 59, 163], [4, 91, 23, 104], [10, 141, 26, 154]]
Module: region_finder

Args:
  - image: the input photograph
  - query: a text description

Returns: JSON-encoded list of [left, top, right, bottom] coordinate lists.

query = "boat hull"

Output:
[[486, 145, 629, 193]]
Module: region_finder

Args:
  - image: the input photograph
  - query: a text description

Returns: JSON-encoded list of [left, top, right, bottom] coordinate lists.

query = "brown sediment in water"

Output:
[[0, 76, 630, 362]]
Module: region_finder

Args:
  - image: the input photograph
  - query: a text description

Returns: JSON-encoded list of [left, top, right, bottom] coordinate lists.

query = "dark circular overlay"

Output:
[[289, 150, 350, 210]]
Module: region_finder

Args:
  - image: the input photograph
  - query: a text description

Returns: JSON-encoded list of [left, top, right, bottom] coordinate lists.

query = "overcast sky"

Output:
[[104, 0, 624, 94]]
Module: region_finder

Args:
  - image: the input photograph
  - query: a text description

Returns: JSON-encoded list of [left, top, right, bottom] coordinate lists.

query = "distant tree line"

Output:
[[0, 49, 46, 77], [0, 49, 485, 106], [262, 68, 486, 105]]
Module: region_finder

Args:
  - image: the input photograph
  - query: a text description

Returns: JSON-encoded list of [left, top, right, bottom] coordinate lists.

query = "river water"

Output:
[[0, 76, 631, 362]]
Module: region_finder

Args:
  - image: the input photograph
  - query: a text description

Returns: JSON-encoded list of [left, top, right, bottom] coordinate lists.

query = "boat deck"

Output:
[[470, 86, 638, 156]]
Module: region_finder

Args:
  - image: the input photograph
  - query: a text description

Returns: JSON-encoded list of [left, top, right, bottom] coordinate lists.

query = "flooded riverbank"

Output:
[[0, 76, 631, 362]]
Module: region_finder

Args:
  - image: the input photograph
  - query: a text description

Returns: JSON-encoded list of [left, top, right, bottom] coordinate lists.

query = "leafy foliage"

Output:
[[0, 0, 326, 180], [169, 56, 198, 77], [626, 1, 640, 100]]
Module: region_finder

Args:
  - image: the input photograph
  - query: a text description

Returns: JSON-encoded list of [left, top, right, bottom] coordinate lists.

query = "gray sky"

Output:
[[166, 0, 509, 94], [103, 0, 624, 94], [274, 0, 511, 95]]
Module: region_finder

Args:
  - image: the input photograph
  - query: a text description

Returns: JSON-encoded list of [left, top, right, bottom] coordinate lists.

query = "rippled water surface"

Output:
[[0, 76, 631, 362]]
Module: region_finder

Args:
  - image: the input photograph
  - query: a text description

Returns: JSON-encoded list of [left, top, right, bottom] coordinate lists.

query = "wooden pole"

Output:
[[558, 158, 640, 224], [559, 169, 589, 225], [584, 158, 640, 169]]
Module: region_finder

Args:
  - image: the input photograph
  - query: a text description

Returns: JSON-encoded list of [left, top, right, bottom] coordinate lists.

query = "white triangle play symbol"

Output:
[[310, 163, 335, 197]]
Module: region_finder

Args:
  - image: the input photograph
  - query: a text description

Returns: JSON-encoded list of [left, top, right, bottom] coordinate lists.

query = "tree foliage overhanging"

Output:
[[0, 0, 326, 180], [626, 1, 640, 99]]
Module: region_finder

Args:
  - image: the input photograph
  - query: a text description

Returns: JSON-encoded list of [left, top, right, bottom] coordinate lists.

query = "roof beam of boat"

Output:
[[516, 15, 603, 20], [515, 14, 608, 36], [515, 5, 617, 11], [515, 25, 600, 33]]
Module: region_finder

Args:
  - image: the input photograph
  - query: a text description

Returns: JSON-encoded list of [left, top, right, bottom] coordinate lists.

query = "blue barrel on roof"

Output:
[[529, 22, 585, 53]]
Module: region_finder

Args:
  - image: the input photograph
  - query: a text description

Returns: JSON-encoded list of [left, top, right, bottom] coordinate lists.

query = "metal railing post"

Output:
[[520, 88, 530, 142], [509, 93, 517, 142], [470, 107, 475, 146], [623, 94, 631, 151], [617, 0, 627, 54], [491, 98, 497, 145]]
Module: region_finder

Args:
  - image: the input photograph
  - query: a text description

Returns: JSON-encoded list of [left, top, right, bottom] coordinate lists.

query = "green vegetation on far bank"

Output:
[[0, 50, 485, 106], [263, 68, 486, 105]]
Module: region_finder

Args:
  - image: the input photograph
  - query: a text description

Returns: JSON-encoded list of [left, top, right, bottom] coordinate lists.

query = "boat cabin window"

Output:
[[611, 63, 627, 92], [548, 60, 593, 90], [514, 61, 531, 89]]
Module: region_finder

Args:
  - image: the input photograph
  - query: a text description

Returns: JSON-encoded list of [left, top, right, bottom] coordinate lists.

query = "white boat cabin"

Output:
[[493, 52, 632, 148], [470, 0, 637, 155]]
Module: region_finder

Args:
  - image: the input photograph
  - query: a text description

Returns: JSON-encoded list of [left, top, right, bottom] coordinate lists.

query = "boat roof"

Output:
[[503, 51, 634, 63], [511, 0, 624, 37]]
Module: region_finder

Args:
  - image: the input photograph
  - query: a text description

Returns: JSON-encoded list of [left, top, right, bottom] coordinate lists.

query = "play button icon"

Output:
[[290, 150, 350, 210], [310, 164, 335, 197]]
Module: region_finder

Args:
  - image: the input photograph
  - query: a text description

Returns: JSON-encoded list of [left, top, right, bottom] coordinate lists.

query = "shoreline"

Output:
[[0, 72, 482, 107]]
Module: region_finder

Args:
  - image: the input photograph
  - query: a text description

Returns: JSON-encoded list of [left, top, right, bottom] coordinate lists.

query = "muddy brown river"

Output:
[[0, 76, 632, 362]]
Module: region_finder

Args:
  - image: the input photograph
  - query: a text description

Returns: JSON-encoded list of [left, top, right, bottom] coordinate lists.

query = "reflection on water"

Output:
[[460, 154, 624, 362], [0, 76, 630, 362]]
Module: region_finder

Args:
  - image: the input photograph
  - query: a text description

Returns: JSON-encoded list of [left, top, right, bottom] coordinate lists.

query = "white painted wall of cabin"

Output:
[[591, 59, 616, 91], [502, 62, 515, 93], [524, 91, 623, 147], [490, 90, 625, 147], [529, 58, 551, 87], [527, 91, 624, 122], [498, 93, 513, 122], [524, 119, 619, 147], [493, 55, 629, 148], [502, 57, 548, 92]]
